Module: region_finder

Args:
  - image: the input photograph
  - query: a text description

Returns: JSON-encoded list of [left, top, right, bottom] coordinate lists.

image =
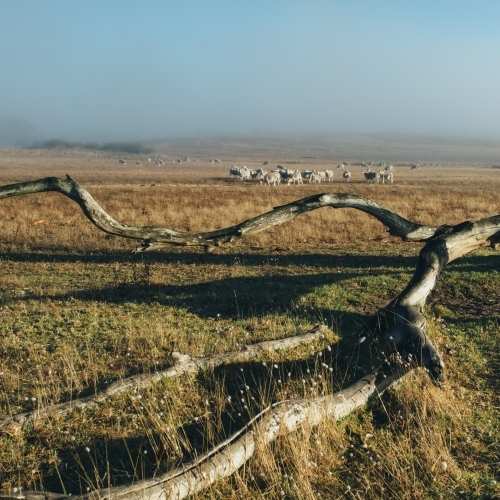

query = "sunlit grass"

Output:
[[0, 151, 499, 498]]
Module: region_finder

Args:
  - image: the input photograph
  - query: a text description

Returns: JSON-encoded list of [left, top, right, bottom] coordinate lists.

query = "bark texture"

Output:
[[0, 177, 499, 499], [0, 326, 331, 431], [0, 176, 440, 251]]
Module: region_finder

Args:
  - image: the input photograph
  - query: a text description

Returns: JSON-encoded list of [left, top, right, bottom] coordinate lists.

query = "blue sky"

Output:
[[1, 1, 499, 144]]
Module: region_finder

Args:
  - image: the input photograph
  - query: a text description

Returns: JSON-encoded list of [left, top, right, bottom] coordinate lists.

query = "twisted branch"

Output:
[[1, 177, 499, 499], [0, 176, 439, 251]]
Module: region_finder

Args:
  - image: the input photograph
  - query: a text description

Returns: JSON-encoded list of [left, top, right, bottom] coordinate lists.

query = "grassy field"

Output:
[[0, 149, 499, 499]]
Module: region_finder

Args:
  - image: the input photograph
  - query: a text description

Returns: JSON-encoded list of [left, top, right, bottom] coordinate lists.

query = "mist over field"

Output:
[[1, 2, 499, 146]]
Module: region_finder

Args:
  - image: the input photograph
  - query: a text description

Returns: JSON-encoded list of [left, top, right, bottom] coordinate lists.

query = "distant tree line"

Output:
[[30, 139, 154, 154]]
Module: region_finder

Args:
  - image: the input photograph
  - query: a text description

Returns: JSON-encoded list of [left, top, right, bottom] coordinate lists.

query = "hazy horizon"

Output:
[[1, 1, 500, 147]]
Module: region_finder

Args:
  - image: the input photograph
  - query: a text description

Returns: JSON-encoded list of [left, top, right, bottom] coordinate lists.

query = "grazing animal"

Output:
[[148, 158, 151, 162], [262, 161, 269, 165], [177, 159, 182, 164], [336, 164, 344, 169], [119, 159, 126, 165], [379, 170, 394, 184], [136, 161, 141, 166], [262, 171, 281, 186], [273, 165, 293, 183], [239, 166, 251, 180], [342, 161, 349, 166], [287, 170, 303, 185], [309, 170, 320, 183], [343, 170, 351, 183], [410, 164, 420, 170], [251, 168, 266, 181], [301, 170, 313, 180], [363, 170, 380, 183], [325, 169, 334, 182], [229, 166, 241, 177]]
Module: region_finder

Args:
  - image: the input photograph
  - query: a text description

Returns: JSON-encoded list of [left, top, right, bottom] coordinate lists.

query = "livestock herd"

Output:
[[229, 163, 396, 185], [115, 156, 425, 185]]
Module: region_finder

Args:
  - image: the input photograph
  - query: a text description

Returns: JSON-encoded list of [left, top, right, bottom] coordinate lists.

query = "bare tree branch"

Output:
[[0, 176, 440, 251], [0, 326, 331, 431], [0, 367, 408, 500], [1, 177, 499, 499]]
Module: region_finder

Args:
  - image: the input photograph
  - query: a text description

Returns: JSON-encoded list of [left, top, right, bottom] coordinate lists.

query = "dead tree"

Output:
[[0, 176, 499, 500]]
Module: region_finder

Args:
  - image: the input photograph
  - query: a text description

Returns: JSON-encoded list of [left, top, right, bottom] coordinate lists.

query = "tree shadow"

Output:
[[6, 269, 404, 320], [1, 248, 498, 273], [36, 307, 383, 496]]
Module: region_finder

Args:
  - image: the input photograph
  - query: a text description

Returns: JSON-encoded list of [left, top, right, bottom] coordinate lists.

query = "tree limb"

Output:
[[0, 326, 331, 431], [0, 176, 440, 251], [1, 177, 499, 499]]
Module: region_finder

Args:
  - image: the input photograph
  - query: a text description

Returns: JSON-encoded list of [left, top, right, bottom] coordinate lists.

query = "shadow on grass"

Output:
[[7, 269, 398, 320], [36, 308, 381, 496], [5, 250, 500, 494], [1, 248, 498, 273]]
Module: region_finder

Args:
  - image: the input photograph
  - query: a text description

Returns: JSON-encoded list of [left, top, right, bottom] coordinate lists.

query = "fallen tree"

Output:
[[0, 177, 499, 499]]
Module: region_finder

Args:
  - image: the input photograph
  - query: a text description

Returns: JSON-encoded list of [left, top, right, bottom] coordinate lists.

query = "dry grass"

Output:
[[0, 149, 499, 498]]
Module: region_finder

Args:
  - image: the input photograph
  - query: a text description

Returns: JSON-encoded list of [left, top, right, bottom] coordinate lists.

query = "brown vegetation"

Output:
[[0, 149, 499, 499]]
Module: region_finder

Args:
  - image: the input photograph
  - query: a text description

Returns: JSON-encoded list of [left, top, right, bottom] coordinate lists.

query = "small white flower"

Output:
[[85, 447, 90, 452]]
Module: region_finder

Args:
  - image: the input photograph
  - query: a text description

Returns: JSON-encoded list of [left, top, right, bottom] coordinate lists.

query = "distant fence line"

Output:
[[299, 156, 318, 163]]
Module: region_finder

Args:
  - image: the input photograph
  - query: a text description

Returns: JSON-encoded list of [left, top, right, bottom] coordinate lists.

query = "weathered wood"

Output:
[[371, 214, 500, 384], [0, 367, 408, 500], [0, 326, 331, 431], [1, 177, 499, 499], [0, 176, 440, 251]]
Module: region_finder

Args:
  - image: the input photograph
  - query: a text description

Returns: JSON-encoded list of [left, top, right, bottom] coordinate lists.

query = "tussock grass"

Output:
[[0, 150, 499, 498]]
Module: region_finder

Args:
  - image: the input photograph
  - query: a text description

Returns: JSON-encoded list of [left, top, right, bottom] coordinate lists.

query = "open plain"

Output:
[[0, 144, 499, 499]]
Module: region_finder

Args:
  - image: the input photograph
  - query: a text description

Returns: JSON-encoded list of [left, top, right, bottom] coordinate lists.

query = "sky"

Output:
[[1, 0, 499, 145]]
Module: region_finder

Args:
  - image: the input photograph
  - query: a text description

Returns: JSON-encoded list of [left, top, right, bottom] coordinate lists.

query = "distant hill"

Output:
[[151, 133, 500, 164]]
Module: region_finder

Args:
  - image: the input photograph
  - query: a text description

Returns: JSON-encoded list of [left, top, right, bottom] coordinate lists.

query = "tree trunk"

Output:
[[0, 177, 499, 499]]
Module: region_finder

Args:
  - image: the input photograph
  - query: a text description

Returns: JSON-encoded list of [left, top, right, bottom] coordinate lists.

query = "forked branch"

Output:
[[0, 177, 499, 499]]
